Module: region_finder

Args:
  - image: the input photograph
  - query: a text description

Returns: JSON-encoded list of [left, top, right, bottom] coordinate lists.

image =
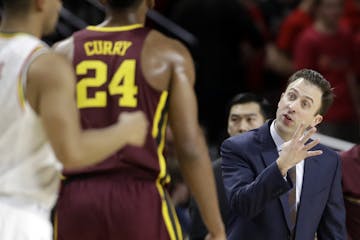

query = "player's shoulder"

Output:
[[33, 50, 70, 66], [146, 29, 190, 56], [12, 33, 46, 44], [52, 36, 74, 59], [29, 51, 74, 83], [6, 33, 48, 55]]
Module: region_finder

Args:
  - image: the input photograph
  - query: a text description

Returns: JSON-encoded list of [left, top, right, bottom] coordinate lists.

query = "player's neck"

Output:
[[102, 8, 146, 27], [0, 15, 41, 38]]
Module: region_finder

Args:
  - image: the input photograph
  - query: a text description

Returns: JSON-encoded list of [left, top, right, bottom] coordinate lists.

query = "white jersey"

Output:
[[0, 33, 62, 218]]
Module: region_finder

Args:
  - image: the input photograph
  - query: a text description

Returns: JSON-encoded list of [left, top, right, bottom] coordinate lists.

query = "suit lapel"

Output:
[[258, 121, 292, 231]]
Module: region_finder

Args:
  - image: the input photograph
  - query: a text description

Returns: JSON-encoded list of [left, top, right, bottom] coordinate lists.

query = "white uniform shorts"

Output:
[[0, 202, 52, 240]]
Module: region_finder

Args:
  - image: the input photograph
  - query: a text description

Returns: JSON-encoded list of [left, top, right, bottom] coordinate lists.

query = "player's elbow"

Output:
[[55, 144, 83, 170]]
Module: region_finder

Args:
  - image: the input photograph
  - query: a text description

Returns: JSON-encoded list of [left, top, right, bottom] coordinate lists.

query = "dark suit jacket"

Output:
[[221, 120, 346, 240], [189, 158, 231, 240]]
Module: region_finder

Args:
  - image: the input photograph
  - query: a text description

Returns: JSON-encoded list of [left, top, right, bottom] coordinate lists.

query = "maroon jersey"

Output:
[[65, 24, 169, 183]]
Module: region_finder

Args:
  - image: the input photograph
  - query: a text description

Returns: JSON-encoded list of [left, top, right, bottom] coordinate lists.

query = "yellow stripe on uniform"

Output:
[[167, 192, 184, 239], [17, 45, 45, 109], [153, 91, 183, 240], [53, 210, 59, 240], [86, 24, 143, 32], [17, 76, 26, 109], [156, 180, 183, 240], [152, 91, 168, 140], [0, 32, 25, 38]]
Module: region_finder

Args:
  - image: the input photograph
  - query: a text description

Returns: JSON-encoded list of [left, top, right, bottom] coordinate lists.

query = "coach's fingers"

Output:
[[307, 150, 323, 158], [300, 127, 317, 144], [293, 122, 306, 140], [304, 138, 320, 151]]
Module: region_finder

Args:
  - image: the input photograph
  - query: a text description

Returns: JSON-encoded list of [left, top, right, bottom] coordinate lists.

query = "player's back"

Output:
[[0, 33, 62, 217], [67, 25, 169, 181]]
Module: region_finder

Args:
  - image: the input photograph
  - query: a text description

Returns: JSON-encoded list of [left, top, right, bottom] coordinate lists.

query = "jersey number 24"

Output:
[[76, 59, 138, 108]]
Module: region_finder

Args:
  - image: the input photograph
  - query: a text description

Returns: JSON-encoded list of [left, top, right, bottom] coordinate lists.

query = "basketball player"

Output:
[[53, 0, 225, 239], [0, 0, 148, 239]]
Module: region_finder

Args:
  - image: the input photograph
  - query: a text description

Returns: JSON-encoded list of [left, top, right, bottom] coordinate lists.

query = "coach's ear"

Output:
[[311, 114, 323, 128]]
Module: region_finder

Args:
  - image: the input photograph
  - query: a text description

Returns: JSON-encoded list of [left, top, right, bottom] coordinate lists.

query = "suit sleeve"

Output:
[[317, 153, 347, 239], [221, 138, 291, 218]]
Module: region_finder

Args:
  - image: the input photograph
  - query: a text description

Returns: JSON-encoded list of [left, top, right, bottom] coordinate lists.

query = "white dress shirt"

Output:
[[270, 121, 304, 209]]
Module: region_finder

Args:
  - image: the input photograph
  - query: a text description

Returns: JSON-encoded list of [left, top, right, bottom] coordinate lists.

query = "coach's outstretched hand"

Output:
[[277, 123, 322, 176]]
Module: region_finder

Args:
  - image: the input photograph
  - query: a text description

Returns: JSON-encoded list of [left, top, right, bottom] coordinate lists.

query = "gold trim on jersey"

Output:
[[159, 185, 183, 240], [17, 45, 45, 109], [155, 159, 183, 240], [153, 91, 183, 240], [60, 174, 67, 180], [17, 76, 26, 109], [152, 91, 168, 143], [0, 32, 25, 38], [86, 24, 144, 32], [53, 210, 59, 240], [167, 190, 184, 239]]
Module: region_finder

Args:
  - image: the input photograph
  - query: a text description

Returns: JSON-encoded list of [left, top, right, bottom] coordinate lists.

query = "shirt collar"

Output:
[[270, 120, 285, 152]]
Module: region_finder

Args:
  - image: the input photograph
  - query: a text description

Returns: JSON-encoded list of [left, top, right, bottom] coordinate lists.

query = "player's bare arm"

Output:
[[52, 37, 74, 60], [145, 33, 225, 239], [26, 52, 148, 170]]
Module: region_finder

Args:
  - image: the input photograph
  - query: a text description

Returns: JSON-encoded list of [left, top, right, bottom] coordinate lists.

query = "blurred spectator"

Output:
[[294, 0, 359, 142], [240, 0, 269, 92], [352, 32, 360, 82], [340, 144, 360, 240], [241, 0, 270, 39], [266, 0, 315, 77], [340, 0, 360, 33], [342, 0, 360, 123], [257, 0, 300, 39], [257, 0, 302, 109], [276, 0, 314, 54]]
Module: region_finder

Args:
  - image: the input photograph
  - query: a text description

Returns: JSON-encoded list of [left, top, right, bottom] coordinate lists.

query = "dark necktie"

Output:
[[288, 166, 297, 230]]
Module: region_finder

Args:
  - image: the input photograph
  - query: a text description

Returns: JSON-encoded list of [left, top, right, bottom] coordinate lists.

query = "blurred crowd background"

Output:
[[0, 0, 359, 147], [0, 1, 359, 239]]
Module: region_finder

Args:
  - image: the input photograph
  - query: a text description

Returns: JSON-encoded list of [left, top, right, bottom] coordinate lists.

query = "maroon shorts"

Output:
[[53, 173, 183, 240]]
